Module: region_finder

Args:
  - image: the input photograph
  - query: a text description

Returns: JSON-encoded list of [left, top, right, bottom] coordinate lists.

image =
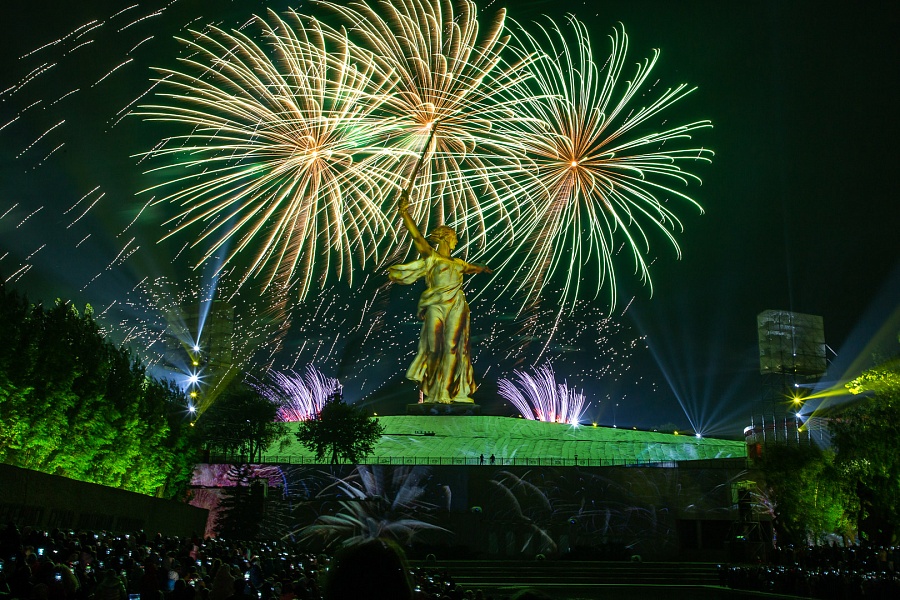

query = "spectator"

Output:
[[139, 559, 162, 600], [223, 579, 246, 600], [169, 579, 194, 600], [277, 580, 294, 600], [208, 564, 235, 600], [247, 559, 265, 591], [0, 526, 473, 600], [323, 539, 413, 600], [92, 569, 127, 600]]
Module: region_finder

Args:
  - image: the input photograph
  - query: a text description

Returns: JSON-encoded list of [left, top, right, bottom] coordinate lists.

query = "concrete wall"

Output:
[[0, 463, 208, 537]]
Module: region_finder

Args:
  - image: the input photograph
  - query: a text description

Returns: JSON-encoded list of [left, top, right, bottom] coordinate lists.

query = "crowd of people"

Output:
[[722, 543, 900, 599], [0, 525, 549, 600], [12, 522, 900, 600]]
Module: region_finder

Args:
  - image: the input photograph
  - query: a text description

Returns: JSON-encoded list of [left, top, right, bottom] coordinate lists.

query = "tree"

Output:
[[755, 443, 854, 546], [213, 464, 265, 539], [0, 283, 198, 497], [845, 356, 900, 396], [295, 394, 384, 464], [195, 383, 289, 462], [830, 356, 900, 544]]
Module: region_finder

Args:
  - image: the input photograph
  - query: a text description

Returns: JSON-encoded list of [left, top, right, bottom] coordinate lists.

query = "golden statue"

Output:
[[388, 191, 491, 403]]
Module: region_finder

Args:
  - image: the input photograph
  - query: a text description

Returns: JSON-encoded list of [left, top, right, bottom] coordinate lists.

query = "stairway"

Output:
[[409, 560, 724, 597]]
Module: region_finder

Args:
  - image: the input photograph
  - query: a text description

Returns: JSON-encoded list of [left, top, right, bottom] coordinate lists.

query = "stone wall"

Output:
[[0, 463, 208, 536]]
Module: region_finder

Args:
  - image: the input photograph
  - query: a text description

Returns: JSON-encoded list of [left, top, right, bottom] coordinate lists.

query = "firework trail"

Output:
[[252, 365, 340, 422], [1, 2, 188, 293], [498, 363, 589, 425], [3, 2, 714, 411], [314, 0, 537, 256], [488, 17, 713, 315]]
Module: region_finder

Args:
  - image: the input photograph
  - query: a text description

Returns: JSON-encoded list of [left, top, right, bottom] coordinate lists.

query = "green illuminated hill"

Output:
[[269, 416, 746, 465]]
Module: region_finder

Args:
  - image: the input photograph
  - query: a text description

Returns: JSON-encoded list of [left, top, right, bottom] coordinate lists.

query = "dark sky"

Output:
[[1, 1, 898, 437]]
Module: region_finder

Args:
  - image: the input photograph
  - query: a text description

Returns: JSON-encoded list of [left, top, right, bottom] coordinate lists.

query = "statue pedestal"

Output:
[[407, 402, 481, 416]]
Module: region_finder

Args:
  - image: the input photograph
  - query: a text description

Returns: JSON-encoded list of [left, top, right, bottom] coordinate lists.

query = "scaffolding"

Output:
[[757, 310, 826, 378], [752, 310, 826, 444]]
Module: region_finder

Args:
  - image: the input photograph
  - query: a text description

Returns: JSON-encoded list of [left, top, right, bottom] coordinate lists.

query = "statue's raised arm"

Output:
[[396, 190, 432, 257]]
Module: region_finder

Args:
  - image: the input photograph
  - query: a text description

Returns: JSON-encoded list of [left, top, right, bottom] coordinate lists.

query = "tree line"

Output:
[[0, 283, 197, 498], [196, 384, 383, 465], [0, 280, 383, 502]]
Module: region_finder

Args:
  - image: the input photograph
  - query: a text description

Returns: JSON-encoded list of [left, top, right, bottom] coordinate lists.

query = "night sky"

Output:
[[2, 1, 898, 437]]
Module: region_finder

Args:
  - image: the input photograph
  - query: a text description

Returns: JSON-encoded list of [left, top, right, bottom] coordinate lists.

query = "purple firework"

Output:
[[254, 365, 340, 422], [498, 364, 589, 425]]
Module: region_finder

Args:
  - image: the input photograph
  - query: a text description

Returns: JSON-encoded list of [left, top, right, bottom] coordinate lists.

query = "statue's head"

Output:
[[427, 225, 458, 250]]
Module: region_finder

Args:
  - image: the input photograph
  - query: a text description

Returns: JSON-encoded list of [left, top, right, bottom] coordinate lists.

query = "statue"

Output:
[[388, 190, 491, 403]]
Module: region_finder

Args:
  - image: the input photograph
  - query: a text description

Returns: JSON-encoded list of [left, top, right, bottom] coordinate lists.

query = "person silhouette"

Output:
[[323, 538, 413, 600]]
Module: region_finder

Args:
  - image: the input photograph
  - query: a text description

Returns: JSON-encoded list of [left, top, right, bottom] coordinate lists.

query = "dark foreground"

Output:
[[2, 525, 898, 600]]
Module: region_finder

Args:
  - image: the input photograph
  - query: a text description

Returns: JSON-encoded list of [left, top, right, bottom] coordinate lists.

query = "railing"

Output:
[[206, 454, 748, 469]]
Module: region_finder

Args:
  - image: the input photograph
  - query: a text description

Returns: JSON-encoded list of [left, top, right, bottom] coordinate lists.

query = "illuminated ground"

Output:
[[269, 416, 746, 465]]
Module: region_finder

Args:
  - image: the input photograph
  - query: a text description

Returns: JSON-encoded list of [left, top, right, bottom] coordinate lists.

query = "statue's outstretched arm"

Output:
[[462, 261, 492, 275], [397, 191, 432, 256]]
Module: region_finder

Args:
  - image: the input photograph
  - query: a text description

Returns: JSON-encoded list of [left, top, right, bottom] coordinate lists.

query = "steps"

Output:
[[409, 560, 722, 590]]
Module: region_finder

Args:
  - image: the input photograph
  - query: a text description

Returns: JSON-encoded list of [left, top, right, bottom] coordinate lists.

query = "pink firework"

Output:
[[254, 365, 340, 422], [498, 364, 589, 425]]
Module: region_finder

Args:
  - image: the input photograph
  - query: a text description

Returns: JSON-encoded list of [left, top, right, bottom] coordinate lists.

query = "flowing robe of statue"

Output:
[[388, 253, 476, 403], [389, 191, 489, 404]]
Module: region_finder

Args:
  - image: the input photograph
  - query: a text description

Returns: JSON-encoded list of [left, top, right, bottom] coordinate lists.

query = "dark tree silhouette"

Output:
[[295, 393, 384, 464], [213, 464, 265, 539], [194, 384, 289, 462]]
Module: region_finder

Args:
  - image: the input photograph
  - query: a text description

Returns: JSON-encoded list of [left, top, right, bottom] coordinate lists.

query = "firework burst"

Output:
[[316, 0, 537, 254], [490, 17, 713, 314], [253, 365, 340, 422], [136, 10, 399, 300], [498, 363, 589, 425]]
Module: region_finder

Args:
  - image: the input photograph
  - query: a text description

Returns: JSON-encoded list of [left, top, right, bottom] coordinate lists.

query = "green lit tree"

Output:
[[755, 443, 854, 546], [295, 394, 384, 464], [831, 355, 900, 545], [845, 356, 900, 397], [0, 283, 198, 497]]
